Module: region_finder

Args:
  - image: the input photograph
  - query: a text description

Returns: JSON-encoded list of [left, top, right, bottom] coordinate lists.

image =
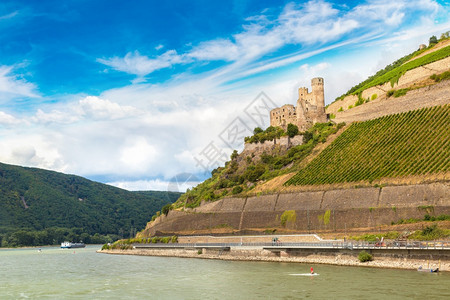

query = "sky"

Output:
[[0, 0, 449, 192]]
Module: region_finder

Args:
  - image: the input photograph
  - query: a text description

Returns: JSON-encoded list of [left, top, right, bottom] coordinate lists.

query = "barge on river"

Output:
[[61, 241, 86, 249]]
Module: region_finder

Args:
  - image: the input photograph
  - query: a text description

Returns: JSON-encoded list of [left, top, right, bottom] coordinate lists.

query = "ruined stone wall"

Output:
[[142, 182, 449, 236], [242, 135, 303, 153], [270, 104, 296, 129]]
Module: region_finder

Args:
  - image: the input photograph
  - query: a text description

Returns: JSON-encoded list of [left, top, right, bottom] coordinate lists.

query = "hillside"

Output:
[[286, 105, 449, 186], [333, 37, 450, 102], [141, 105, 449, 237], [136, 35, 450, 238], [171, 122, 345, 210], [327, 38, 450, 117], [0, 162, 182, 247]]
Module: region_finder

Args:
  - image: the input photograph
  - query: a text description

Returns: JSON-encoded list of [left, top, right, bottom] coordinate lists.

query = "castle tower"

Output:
[[311, 77, 325, 110], [298, 87, 309, 100]]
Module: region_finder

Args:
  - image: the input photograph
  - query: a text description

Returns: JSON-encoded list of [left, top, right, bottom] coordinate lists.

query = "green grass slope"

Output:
[[353, 45, 450, 94], [334, 39, 450, 102], [286, 105, 449, 186], [0, 162, 182, 246]]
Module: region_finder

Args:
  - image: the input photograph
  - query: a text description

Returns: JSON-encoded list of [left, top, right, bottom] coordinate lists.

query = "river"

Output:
[[0, 246, 448, 299]]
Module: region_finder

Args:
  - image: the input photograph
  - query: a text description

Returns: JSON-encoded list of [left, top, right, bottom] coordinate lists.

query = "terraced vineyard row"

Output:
[[285, 105, 450, 186]]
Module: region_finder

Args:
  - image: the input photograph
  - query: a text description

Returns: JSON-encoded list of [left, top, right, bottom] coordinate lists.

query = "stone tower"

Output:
[[311, 77, 324, 109], [310, 77, 326, 123]]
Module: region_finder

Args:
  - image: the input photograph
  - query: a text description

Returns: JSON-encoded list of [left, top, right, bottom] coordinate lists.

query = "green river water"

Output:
[[0, 245, 448, 299]]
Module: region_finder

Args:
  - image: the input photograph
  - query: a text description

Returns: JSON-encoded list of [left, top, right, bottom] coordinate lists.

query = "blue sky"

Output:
[[0, 0, 449, 191]]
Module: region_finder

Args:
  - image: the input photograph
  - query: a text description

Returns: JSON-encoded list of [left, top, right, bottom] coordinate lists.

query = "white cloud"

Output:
[[78, 96, 139, 120], [0, 134, 67, 171], [0, 111, 21, 125], [31, 96, 139, 124], [0, 65, 39, 100], [300, 62, 331, 74], [188, 39, 240, 61], [97, 50, 185, 77], [33, 108, 79, 124], [120, 138, 158, 173], [108, 178, 202, 192]]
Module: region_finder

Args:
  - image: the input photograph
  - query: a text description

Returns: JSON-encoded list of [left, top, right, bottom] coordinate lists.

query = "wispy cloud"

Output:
[[96, 0, 440, 85], [0, 65, 39, 101], [0, 10, 19, 20], [97, 50, 186, 77], [0, 111, 21, 126]]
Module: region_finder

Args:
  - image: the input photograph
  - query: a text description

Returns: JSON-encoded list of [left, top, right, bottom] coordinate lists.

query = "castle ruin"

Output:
[[270, 77, 327, 131]]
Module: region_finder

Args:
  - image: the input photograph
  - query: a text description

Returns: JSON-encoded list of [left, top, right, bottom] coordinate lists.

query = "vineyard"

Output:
[[285, 105, 450, 186]]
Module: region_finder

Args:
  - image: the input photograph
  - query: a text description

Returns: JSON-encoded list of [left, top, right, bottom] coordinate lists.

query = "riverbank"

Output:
[[98, 247, 449, 271]]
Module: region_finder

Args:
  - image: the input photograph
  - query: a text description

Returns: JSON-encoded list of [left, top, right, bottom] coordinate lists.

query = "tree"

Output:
[[232, 186, 243, 195], [230, 150, 238, 160], [161, 203, 172, 216], [253, 127, 263, 135], [429, 35, 438, 45], [287, 123, 299, 138]]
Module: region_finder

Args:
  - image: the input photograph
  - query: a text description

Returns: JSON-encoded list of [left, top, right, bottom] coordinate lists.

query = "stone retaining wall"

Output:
[[143, 182, 449, 236]]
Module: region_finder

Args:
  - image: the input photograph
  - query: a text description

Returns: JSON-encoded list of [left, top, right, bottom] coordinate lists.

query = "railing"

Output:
[[133, 240, 450, 250]]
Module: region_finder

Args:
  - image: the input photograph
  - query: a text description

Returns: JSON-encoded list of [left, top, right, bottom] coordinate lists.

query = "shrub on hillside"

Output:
[[358, 251, 373, 262], [409, 224, 450, 240], [386, 90, 395, 97], [280, 210, 297, 227], [430, 71, 450, 82], [393, 89, 408, 97], [232, 185, 243, 195]]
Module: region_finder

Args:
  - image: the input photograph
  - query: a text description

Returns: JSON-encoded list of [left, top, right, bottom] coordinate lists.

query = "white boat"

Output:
[[61, 241, 86, 249], [417, 266, 439, 273]]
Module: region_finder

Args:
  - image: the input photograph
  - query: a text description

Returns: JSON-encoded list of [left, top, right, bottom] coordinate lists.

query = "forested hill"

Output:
[[0, 162, 182, 247]]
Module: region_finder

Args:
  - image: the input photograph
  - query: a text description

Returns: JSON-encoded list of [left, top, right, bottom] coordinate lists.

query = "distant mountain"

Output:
[[0, 162, 182, 246]]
